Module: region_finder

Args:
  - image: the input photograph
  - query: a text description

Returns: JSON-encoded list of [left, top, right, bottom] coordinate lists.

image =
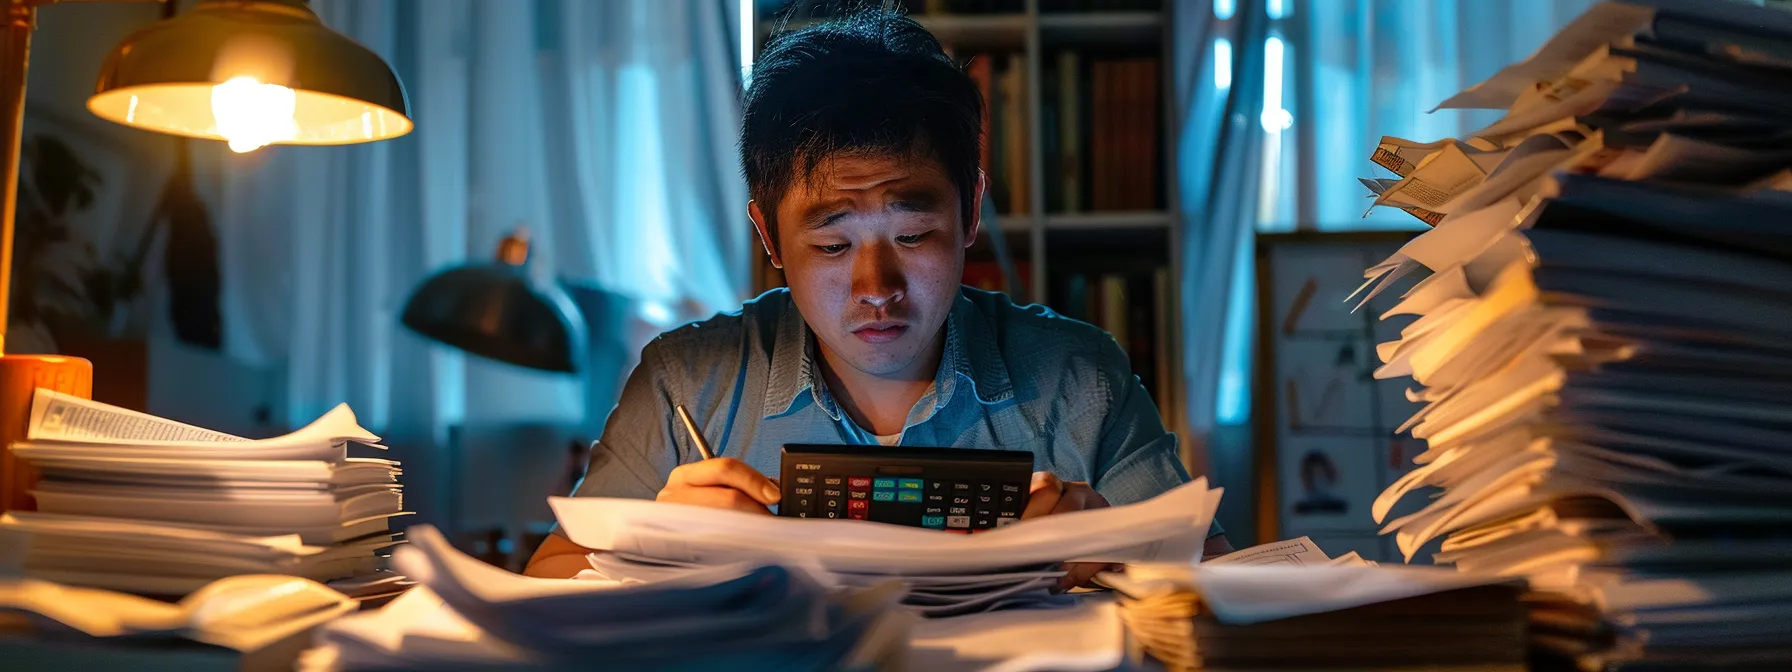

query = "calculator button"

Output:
[[872, 491, 896, 502], [848, 509, 868, 520], [898, 478, 923, 490], [824, 510, 839, 518], [975, 504, 995, 518], [977, 495, 993, 505], [873, 477, 897, 489], [951, 482, 971, 492], [925, 492, 945, 504], [898, 491, 922, 503], [1001, 483, 1022, 494], [795, 475, 816, 486], [793, 487, 815, 496], [978, 483, 994, 493], [923, 505, 944, 516], [823, 488, 843, 499], [946, 516, 971, 529], [952, 496, 971, 506], [823, 476, 843, 486], [849, 477, 872, 489], [973, 514, 994, 529], [848, 499, 868, 512], [921, 515, 946, 529], [996, 516, 1018, 528], [796, 496, 812, 510], [849, 490, 868, 500], [948, 506, 968, 516], [928, 480, 946, 492], [825, 497, 841, 509]]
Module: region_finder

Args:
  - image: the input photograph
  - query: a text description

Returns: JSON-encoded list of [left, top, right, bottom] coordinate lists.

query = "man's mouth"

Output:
[[852, 322, 908, 344]]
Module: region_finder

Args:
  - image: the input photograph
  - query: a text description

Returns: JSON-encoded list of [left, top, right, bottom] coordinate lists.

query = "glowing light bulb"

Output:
[[210, 75, 299, 153]]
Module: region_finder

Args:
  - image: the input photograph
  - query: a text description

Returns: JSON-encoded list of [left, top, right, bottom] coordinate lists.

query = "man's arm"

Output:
[[524, 342, 683, 577], [1088, 344, 1230, 548], [523, 340, 781, 578]]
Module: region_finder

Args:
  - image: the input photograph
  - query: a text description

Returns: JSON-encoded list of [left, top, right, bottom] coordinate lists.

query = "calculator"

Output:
[[777, 444, 1033, 531]]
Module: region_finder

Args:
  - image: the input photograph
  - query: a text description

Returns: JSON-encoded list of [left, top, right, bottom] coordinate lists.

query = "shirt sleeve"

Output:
[[567, 339, 687, 501], [1090, 350, 1224, 539]]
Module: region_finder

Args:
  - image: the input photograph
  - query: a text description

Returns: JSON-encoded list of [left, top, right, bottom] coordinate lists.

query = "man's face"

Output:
[[751, 153, 980, 380]]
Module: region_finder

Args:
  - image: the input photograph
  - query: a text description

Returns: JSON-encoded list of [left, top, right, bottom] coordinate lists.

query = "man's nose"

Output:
[[852, 242, 906, 309]]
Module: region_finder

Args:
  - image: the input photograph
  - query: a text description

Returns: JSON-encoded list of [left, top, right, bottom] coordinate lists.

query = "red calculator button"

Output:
[[848, 477, 872, 489], [848, 509, 868, 520], [848, 499, 868, 512]]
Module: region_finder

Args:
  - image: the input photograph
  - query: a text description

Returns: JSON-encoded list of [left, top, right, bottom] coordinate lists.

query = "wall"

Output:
[[22, 2, 282, 436]]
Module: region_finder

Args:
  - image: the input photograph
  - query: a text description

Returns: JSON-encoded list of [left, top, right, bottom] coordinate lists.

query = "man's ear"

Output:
[[964, 169, 986, 248], [748, 200, 783, 269]]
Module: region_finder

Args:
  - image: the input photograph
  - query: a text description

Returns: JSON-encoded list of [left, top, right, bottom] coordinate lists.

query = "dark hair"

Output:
[[741, 7, 983, 250]]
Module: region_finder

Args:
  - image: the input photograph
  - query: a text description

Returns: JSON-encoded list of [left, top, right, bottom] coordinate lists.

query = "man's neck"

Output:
[[815, 328, 945, 437]]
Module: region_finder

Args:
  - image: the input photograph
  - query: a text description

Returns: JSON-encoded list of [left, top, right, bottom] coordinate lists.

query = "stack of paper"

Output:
[[0, 389, 409, 596], [299, 524, 914, 671], [550, 477, 1222, 617], [1107, 561, 1526, 672], [1354, 1, 1792, 668]]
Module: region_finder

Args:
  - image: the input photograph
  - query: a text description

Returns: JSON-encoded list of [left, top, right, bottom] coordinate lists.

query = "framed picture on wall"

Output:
[[1253, 231, 1425, 563], [11, 102, 173, 354]]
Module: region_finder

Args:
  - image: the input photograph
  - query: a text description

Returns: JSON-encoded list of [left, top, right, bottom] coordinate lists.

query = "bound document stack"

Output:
[[0, 389, 410, 597], [550, 477, 1222, 617], [1107, 561, 1527, 672], [1356, 0, 1792, 668], [300, 525, 913, 671]]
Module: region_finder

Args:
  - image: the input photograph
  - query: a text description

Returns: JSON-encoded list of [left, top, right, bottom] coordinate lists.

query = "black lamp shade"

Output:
[[399, 263, 583, 373]]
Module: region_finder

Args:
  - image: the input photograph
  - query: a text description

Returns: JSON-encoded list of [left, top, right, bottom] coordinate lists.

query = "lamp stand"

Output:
[[0, 0, 95, 514]]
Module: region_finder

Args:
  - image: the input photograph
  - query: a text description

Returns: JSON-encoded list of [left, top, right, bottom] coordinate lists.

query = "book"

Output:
[[1107, 537, 1526, 672]]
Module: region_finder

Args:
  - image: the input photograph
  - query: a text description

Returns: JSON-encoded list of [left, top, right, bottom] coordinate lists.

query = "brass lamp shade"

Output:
[[86, 0, 412, 152]]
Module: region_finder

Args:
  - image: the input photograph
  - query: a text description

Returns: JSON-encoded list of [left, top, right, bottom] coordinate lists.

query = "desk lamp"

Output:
[[0, 0, 411, 512], [399, 228, 586, 374]]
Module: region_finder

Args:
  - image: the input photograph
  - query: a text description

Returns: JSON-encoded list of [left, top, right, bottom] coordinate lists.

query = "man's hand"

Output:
[[1022, 472, 1118, 592], [656, 458, 780, 514]]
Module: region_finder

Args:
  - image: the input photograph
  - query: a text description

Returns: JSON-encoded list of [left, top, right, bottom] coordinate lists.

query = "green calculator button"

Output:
[[872, 478, 897, 489], [898, 478, 923, 490], [921, 515, 946, 528], [872, 490, 896, 502], [897, 491, 921, 503]]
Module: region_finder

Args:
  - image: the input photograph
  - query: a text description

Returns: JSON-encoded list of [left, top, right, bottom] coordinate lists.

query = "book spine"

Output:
[[1058, 50, 1081, 213]]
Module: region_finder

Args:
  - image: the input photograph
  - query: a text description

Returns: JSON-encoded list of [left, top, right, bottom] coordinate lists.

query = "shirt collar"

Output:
[[761, 290, 1013, 421]]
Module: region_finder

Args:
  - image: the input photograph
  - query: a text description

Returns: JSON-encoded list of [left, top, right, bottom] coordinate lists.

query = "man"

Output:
[[526, 8, 1228, 585]]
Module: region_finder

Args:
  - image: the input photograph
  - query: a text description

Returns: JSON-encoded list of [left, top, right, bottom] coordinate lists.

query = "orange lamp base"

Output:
[[0, 354, 92, 514]]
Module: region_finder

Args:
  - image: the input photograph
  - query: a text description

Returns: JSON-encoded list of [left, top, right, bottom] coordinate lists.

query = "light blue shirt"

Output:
[[570, 287, 1216, 534]]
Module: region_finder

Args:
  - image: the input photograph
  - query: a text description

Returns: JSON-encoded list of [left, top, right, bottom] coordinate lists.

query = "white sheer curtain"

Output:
[[200, 0, 748, 516]]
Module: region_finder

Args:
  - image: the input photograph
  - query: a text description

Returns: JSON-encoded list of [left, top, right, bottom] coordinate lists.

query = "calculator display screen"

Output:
[[778, 444, 1034, 531]]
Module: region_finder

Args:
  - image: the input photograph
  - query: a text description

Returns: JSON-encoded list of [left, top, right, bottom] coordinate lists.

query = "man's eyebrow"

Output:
[[888, 188, 947, 211], [798, 200, 852, 230]]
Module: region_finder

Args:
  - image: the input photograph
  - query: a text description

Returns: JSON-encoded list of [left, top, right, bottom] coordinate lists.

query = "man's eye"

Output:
[[816, 243, 849, 255], [896, 233, 927, 245]]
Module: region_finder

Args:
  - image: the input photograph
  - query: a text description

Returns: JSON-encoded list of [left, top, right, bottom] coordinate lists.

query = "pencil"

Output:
[[675, 405, 715, 460]]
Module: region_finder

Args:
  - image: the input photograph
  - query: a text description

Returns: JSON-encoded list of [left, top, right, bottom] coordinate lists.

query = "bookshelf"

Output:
[[749, 0, 1188, 444]]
